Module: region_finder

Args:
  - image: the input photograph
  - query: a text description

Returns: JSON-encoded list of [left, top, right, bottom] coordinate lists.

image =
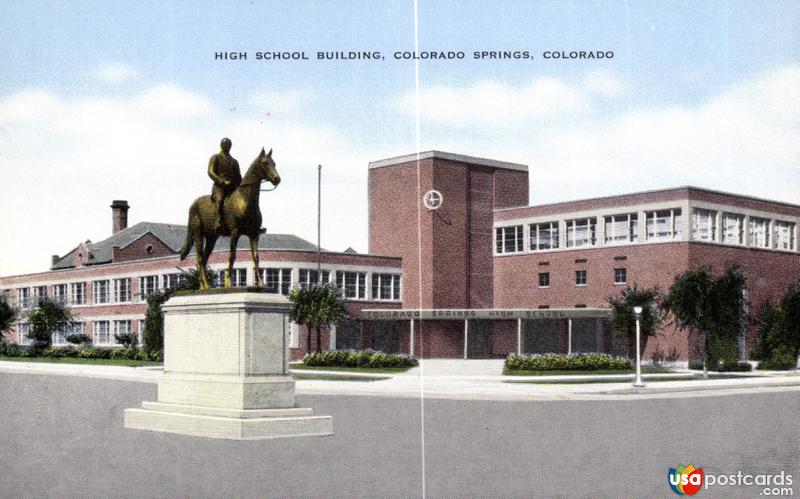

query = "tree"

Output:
[[143, 268, 210, 353], [755, 282, 800, 369], [608, 284, 662, 358], [26, 297, 73, 354], [289, 283, 348, 353], [662, 265, 746, 376], [0, 292, 17, 344], [781, 282, 800, 358]]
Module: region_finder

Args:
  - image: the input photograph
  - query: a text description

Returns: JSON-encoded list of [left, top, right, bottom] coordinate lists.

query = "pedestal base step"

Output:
[[124, 402, 333, 440]]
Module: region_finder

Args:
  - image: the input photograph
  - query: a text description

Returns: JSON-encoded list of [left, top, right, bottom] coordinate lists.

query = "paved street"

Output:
[[1, 372, 797, 498]]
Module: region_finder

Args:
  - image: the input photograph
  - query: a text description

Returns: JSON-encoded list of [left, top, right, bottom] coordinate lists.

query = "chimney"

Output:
[[51, 255, 60, 266], [111, 200, 129, 234]]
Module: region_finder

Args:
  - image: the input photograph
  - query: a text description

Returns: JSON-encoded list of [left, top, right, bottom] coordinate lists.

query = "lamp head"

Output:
[[633, 306, 643, 315]]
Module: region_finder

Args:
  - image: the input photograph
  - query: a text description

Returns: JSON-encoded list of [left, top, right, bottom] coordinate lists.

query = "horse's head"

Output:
[[256, 147, 281, 187]]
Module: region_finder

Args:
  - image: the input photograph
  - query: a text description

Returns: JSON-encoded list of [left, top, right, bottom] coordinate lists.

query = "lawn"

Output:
[[0, 355, 161, 368], [503, 367, 673, 376], [504, 373, 751, 384], [290, 364, 414, 374], [291, 372, 389, 382]]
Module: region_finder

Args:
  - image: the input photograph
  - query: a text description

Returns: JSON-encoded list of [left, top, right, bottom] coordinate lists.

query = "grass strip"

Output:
[[291, 372, 388, 382], [503, 367, 673, 376], [290, 364, 413, 374], [0, 355, 160, 367]]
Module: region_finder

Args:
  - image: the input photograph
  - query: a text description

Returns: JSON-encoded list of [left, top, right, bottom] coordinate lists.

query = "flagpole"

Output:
[[317, 164, 322, 281]]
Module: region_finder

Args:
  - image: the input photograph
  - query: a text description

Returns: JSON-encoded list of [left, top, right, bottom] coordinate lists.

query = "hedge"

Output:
[[688, 360, 753, 372], [0, 343, 162, 362], [506, 353, 633, 371], [303, 350, 418, 368]]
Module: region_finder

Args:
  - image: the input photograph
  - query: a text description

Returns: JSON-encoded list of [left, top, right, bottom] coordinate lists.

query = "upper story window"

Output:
[[93, 280, 110, 304], [614, 268, 627, 285], [773, 220, 796, 251], [53, 284, 68, 304], [299, 269, 331, 289], [139, 275, 159, 298], [604, 213, 638, 244], [17, 288, 31, 309], [575, 270, 587, 286], [722, 212, 744, 245], [70, 282, 85, 305], [114, 278, 131, 303], [645, 208, 682, 241], [691, 208, 717, 242], [337, 271, 367, 300], [529, 222, 559, 251], [538, 272, 550, 288], [262, 268, 291, 295], [371, 274, 401, 301], [566, 218, 597, 248], [748, 217, 770, 248], [495, 225, 523, 254]]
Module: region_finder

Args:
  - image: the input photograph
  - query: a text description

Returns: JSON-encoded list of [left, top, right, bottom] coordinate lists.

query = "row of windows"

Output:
[[16, 320, 140, 347], [497, 209, 684, 254], [11, 268, 402, 307], [499, 206, 797, 254], [691, 208, 796, 250], [537, 268, 627, 288]]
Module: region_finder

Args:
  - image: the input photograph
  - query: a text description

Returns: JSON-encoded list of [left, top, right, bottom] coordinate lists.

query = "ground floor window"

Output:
[[262, 268, 291, 295], [94, 321, 111, 345], [371, 321, 400, 353], [335, 320, 363, 350]]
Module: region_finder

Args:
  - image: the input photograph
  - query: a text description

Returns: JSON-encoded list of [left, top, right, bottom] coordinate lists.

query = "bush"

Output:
[[506, 353, 633, 371], [716, 360, 753, 372], [302, 350, 418, 368], [66, 334, 91, 345], [757, 345, 797, 370], [0, 343, 22, 357]]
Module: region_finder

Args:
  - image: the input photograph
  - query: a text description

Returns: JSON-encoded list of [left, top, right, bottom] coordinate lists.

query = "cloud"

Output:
[[0, 83, 376, 276], [92, 63, 138, 84], [401, 66, 800, 206]]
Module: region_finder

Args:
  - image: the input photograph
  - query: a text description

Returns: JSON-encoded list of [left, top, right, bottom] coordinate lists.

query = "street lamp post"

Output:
[[633, 306, 645, 388]]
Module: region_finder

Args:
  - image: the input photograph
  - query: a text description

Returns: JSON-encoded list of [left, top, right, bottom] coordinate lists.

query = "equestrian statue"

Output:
[[179, 138, 281, 290]]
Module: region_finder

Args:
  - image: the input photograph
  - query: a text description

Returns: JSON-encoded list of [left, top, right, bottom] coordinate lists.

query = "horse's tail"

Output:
[[179, 203, 196, 260]]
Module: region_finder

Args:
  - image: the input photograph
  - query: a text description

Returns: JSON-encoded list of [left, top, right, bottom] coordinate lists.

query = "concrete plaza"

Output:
[[0, 363, 798, 498]]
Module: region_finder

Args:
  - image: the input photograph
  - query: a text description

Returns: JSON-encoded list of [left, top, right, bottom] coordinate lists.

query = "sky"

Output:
[[1, 0, 798, 276]]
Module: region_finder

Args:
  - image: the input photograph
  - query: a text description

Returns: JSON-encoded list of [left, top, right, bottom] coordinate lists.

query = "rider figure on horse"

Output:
[[208, 137, 242, 233]]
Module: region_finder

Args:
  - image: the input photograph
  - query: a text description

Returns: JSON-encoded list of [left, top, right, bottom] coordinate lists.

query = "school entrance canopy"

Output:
[[359, 308, 614, 359]]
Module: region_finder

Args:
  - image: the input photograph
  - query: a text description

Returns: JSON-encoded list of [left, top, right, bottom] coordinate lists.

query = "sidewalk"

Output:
[[1, 359, 798, 401]]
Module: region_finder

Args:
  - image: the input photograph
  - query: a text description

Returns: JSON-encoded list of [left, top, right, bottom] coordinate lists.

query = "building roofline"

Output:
[[1, 248, 401, 281], [493, 185, 800, 213], [369, 151, 528, 172]]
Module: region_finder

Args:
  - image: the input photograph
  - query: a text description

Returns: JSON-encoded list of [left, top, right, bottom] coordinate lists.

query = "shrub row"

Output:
[[506, 353, 633, 371], [688, 360, 753, 372], [0, 343, 162, 362], [757, 345, 797, 371], [303, 350, 418, 368]]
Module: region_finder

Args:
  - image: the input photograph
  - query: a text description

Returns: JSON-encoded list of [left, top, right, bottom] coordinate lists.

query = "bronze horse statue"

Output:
[[179, 147, 281, 289]]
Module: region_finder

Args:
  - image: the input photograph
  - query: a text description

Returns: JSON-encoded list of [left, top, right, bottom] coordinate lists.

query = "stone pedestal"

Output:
[[124, 291, 333, 440]]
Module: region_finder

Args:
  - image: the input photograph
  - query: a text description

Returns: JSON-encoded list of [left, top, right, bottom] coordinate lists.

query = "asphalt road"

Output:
[[0, 373, 797, 498]]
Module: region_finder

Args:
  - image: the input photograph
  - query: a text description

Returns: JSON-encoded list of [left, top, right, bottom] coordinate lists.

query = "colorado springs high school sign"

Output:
[[360, 308, 612, 320]]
